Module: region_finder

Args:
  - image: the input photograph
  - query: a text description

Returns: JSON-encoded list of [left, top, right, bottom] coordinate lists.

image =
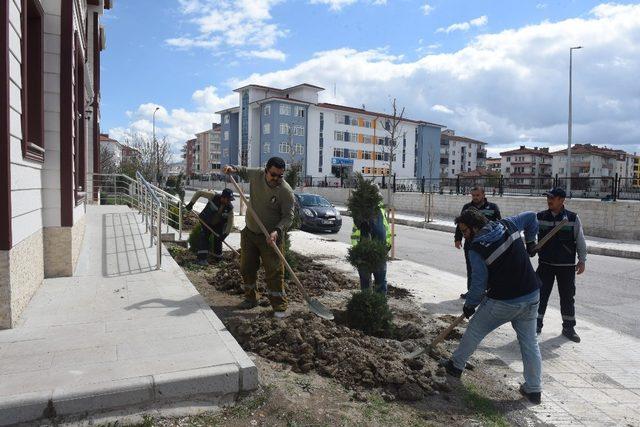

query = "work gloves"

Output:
[[185, 202, 194, 212], [526, 241, 537, 258], [463, 304, 476, 319]]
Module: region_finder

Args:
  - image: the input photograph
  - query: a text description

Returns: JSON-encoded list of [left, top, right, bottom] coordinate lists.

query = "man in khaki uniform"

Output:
[[223, 157, 295, 318]]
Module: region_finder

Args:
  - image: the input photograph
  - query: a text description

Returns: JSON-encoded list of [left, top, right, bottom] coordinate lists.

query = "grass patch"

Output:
[[463, 382, 510, 427]]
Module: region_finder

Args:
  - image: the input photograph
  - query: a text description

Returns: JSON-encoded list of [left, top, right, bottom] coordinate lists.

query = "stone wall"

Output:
[[0, 251, 10, 328], [43, 217, 86, 278], [298, 186, 640, 240]]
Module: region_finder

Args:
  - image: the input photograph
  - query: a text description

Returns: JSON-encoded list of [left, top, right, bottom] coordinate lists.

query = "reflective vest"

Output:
[[351, 204, 392, 248], [470, 220, 541, 300], [536, 209, 577, 266]]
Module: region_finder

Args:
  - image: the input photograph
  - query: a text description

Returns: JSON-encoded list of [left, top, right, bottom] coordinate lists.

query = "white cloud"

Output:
[[536, 3, 547, 9], [431, 104, 454, 114], [421, 3, 434, 15], [310, 0, 357, 10], [119, 3, 640, 157], [437, 15, 488, 33], [238, 48, 287, 61]]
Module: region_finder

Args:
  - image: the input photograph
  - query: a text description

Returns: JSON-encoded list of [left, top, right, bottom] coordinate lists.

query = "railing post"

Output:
[[392, 173, 396, 193], [554, 174, 558, 189], [165, 198, 169, 233], [456, 177, 460, 195], [421, 177, 425, 194], [112, 175, 117, 205], [499, 175, 504, 196], [178, 200, 183, 241], [613, 173, 618, 201], [157, 203, 162, 269]]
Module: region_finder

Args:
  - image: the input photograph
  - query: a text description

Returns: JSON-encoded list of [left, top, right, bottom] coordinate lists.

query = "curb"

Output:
[[338, 210, 640, 261]]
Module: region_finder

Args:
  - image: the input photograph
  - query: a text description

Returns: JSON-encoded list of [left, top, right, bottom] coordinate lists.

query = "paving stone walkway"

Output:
[[288, 231, 640, 426], [0, 205, 256, 425]]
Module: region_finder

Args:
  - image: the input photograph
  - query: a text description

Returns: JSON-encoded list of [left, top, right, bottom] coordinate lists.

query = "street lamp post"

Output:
[[566, 46, 582, 197], [152, 107, 160, 184]]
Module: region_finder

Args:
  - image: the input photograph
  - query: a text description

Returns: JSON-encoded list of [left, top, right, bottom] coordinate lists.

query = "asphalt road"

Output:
[[186, 189, 640, 339]]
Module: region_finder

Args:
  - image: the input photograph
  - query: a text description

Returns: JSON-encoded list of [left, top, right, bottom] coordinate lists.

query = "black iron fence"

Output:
[[302, 173, 640, 201]]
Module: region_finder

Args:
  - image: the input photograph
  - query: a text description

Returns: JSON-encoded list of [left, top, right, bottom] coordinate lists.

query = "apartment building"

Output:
[[486, 157, 501, 174], [209, 123, 221, 173], [633, 155, 640, 187], [551, 144, 620, 178], [99, 133, 140, 167], [1, 0, 112, 328], [194, 129, 210, 175], [500, 146, 553, 186], [439, 130, 487, 178], [217, 84, 444, 180]]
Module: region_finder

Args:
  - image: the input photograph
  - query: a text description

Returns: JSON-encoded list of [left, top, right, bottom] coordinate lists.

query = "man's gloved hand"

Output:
[[220, 233, 228, 242], [526, 241, 537, 257], [184, 202, 193, 212], [463, 304, 476, 319]]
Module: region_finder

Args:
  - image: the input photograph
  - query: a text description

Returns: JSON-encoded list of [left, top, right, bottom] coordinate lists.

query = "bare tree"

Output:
[[124, 133, 171, 183], [377, 98, 406, 210], [99, 145, 117, 175]]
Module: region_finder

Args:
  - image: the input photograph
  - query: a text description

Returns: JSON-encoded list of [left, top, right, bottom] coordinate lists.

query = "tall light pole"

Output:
[[566, 46, 582, 197], [152, 107, 160, 184]]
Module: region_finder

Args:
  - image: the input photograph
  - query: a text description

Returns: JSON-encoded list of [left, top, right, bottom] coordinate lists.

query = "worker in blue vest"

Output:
[[350, 202, 392, 295], [454, 186, 502, 299], [532, 188, 586, 343], [442, 208, 543, 405]]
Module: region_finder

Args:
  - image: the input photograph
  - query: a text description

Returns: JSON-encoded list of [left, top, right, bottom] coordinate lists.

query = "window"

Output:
[[263, 105, 271, 115], [507, 156, 511, 162], [351, 118, 357, 126], [506, 167, 511, 173], [279, 141, 289, 154], [279, 123, 290, 135], [363, 136, 372, 144], [376, 152, 384, 161], [333, 147, 344, 157], [344, 132, 350, 142], [364, 120, 371, 128], [335, 114, 345, 124], [452, 160, 456, 165], [23, 0, 45, 160], [452, 169, 455, 174], [468, 161, 471, 166], [319, 112, 324, 173], [294, 106, 304, 117], [263, 143, 270, 154], [224, 114, 230, 124], [279, 104, 291, 115], [349, 150, 357, 159], [377, 138, 384, 145], [224, 131, 229, 140], [263, 123, 271, 134], [223, 148, 229, 157], [469, 153, 472, 157], [363, 151, 372, 160], [293, 125, 305, 136], [295, 143, 304, 155], [334, 131, 344, 141]]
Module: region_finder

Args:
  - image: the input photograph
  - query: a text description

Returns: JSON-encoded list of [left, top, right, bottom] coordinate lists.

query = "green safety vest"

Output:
[[350, 204, 392, 248]]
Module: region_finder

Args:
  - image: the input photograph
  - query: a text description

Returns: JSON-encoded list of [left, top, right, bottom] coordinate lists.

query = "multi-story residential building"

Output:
[[217, 84, 444, 180], [99, 133, 140, 167], [1, 0, 112, 328], [500, 146, 553, 186], [486, 157, 501, 174], [551, 144, 619, 178], [439, 130, 487, 178], [194, 129, 210, 175], [182, 138, 196, 177], [209, 123, 221, 173], [633, 154, 640, 187]]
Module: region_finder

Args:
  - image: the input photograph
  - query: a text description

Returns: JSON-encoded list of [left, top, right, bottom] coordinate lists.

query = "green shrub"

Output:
[[347, 173, 383, 225], [188, 222, 215, 253], [345, 290, 394, 337], [347, 238, 388, 274]]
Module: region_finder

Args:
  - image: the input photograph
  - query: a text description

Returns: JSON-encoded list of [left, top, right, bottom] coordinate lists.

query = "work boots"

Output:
[[519, 384, 541, 404], [562, 327, 581, 343], [237, 299, 258, 310]]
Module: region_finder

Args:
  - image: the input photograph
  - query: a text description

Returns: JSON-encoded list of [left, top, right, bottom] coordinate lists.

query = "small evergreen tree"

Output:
[[347, 173, 383, 226], [346, 290, 394, 337]]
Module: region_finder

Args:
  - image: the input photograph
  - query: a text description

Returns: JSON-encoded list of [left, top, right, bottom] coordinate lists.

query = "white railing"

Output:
[[90, 173, 184, 270]]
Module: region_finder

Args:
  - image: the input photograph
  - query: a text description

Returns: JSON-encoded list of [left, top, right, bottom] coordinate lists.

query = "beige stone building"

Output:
[[0, 0, 112, 328]]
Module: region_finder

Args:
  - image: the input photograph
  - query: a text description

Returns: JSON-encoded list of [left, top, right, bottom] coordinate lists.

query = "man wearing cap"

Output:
[[223, 157, 295, 318], [454, 186, 502, 299], [185, 188, 235, 266], [533, 188, 586, 342]]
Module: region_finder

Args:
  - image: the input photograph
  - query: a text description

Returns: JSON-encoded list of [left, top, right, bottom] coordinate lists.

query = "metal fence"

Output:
[[302, 173, 640, 200]]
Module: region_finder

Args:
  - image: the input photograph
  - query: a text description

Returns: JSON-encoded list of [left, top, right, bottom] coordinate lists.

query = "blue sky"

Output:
[[102, 1, 640, 157]]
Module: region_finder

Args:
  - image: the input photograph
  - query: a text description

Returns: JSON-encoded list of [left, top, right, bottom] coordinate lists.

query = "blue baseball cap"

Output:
[[544, 188, 566, 198], [221, 188, 235, 200]]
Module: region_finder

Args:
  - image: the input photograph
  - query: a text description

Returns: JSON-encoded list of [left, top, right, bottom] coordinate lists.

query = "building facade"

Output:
[[217, 84, 444, 180], [209, 123, 221, 173], [1, 0, 112, 329], [551, 144, 618, 178], [500, 146, 553, 186], [439, 130, 487, 178], [486, 157, 501, 174]]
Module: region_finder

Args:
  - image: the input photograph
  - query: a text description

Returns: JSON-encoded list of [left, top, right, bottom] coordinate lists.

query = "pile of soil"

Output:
[[227, 312, 450, 402]]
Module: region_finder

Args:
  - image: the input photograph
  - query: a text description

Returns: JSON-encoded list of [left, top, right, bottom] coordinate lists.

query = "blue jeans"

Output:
[[358, 263, 387, 295], [452, 295, 542, 393]]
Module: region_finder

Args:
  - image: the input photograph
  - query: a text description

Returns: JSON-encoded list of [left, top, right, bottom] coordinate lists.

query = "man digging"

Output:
[[185, 188, 235, 266], [442, 209, 543, 405], [223, 157, 295, 319]]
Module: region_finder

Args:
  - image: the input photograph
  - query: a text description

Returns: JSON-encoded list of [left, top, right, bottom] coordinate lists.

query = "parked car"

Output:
[[295, 193, 342, 233]]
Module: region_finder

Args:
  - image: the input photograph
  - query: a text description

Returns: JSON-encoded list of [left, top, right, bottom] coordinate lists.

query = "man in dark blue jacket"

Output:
[[454, 186, 501, 299], [442, 209, 542, 405]]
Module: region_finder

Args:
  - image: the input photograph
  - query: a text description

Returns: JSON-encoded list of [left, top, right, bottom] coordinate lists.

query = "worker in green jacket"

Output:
[[350, 202, 392, 294], [223, 157, 295, 318]]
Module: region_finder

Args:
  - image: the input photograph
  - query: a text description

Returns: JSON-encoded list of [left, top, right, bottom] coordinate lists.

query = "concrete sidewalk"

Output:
[[336, 205, 640, 260], [288, 231, 640, 426], [0, 205, 256, 425]]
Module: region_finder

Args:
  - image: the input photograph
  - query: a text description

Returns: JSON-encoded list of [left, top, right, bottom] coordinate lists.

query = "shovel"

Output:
[[405, 218, 569, 359], [184, 205, 240, 257], [228, 175, 334, 320]]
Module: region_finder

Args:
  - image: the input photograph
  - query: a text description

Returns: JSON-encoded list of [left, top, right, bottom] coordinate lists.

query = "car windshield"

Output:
[[299, 194, 332, 207]]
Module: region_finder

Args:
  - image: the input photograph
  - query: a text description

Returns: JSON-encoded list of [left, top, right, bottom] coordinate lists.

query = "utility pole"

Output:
[[567, 46, 582, 197]]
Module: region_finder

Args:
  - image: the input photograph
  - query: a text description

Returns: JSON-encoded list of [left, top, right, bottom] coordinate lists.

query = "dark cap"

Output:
[[221, 188, 235, 200], [544, 188, 566, 198]]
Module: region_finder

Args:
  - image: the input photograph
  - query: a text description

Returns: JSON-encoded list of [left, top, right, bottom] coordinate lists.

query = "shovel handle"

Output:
[[431, 314, 466, 347], [227, 175, 310, 300], [185, 204, 240, 257]]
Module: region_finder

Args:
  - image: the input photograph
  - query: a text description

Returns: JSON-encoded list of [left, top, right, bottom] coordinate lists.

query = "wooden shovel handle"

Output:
[[431, 314, 466, 347], [189, 210, 239, 257]]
